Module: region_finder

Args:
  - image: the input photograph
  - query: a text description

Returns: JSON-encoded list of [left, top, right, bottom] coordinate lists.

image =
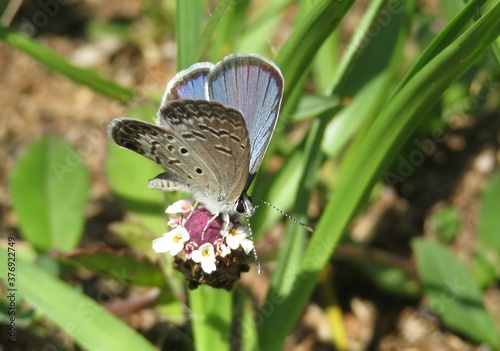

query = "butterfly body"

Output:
[[108, 54, 283, 222]]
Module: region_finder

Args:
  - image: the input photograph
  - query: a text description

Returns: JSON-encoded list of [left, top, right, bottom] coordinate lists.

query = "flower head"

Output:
[[152, 199, 254, 290]]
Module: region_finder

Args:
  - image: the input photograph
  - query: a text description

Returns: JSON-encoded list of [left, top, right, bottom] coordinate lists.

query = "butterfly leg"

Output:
[[201, 212, 221, 240], [200, 211, 232, 240], [220, 212, 231, 235], [185, 201, 199, 224]]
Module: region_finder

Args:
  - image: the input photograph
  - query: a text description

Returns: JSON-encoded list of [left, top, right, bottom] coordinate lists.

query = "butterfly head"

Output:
[[237, 193, 256, 217]]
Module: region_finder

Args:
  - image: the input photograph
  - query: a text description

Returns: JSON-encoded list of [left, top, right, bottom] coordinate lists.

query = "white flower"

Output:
[[191, 243, 217, 273], [225, 225, 254, 254], [152, 226, 190, 255], [165, 199, 193, 214]]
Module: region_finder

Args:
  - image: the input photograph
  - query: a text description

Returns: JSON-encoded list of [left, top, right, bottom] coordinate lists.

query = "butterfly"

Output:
[[108, 54, 284, 228]]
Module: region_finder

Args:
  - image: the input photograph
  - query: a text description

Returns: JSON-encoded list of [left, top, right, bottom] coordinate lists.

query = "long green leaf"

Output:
[[276, 0, 355, 104], [195, 0, 233, 60], [176, 0, 203, 69], [235, 0, 290, 54], [396, 0, 487, 90], [0, 248, 157, 351], [322, 0, 413, 156], [63, 248, 167, 287], [0, 26, 135, 103], [270, 118, 326, 295], [258, 2, 500, 350], [189, 286, 232, 351], [478, 171, 500, 252]]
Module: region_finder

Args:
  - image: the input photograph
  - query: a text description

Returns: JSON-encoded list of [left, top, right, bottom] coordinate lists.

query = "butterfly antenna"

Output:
[[251, 196, 314, 232], [243, 205, 262, 275]]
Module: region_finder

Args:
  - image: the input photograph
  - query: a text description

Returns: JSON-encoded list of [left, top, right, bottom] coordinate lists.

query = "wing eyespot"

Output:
[[180, 147, 189, 155], [195, 168, 203, 174]]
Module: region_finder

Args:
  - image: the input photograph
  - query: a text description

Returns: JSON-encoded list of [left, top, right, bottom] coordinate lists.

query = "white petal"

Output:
[[200, 242, 215, 254], [152, 237, 171, 253], [170, 226, 190, 241], [240, 238, 254, 254], [165, 199, 193, 214], [169, 241, 184, 256], [191, 243, 212, 262], [201, 260, 217, 274], [225, 225, 251, 250], [191, 249, 202, 262], [226, 234, 243, 250], [219, 244, 231, 257]]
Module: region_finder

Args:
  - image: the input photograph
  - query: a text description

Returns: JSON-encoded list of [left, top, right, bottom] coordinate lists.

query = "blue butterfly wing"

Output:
[[159, 62, 214, 106], [158, 62, 214, 129], [207, 54, 284, 183]]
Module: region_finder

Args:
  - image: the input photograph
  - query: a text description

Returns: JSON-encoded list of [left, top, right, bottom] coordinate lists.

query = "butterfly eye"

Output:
[[236, 198, 245, 213]]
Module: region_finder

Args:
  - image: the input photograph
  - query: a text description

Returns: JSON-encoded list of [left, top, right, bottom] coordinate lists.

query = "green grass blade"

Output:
[[235, 0, 290, 54], [258, 3, 500, 350], [255, 0, 355, 210], [312, 30, 340, 94], [275, 0, 355, 104], [478, 171, 500, 253], [322, 0, 413, 157], [176, 0, 203, 69], [189, 286, 232, 351], [396, 0, 488, 89], [0, 26, 135, 103], [207, 0, 251, 60], [270, 118, 327, 295], [195, 0, 233, 60], [251, 148, 304, 237], [326, 0, 390, 95], [0, 248, 157, 351]]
